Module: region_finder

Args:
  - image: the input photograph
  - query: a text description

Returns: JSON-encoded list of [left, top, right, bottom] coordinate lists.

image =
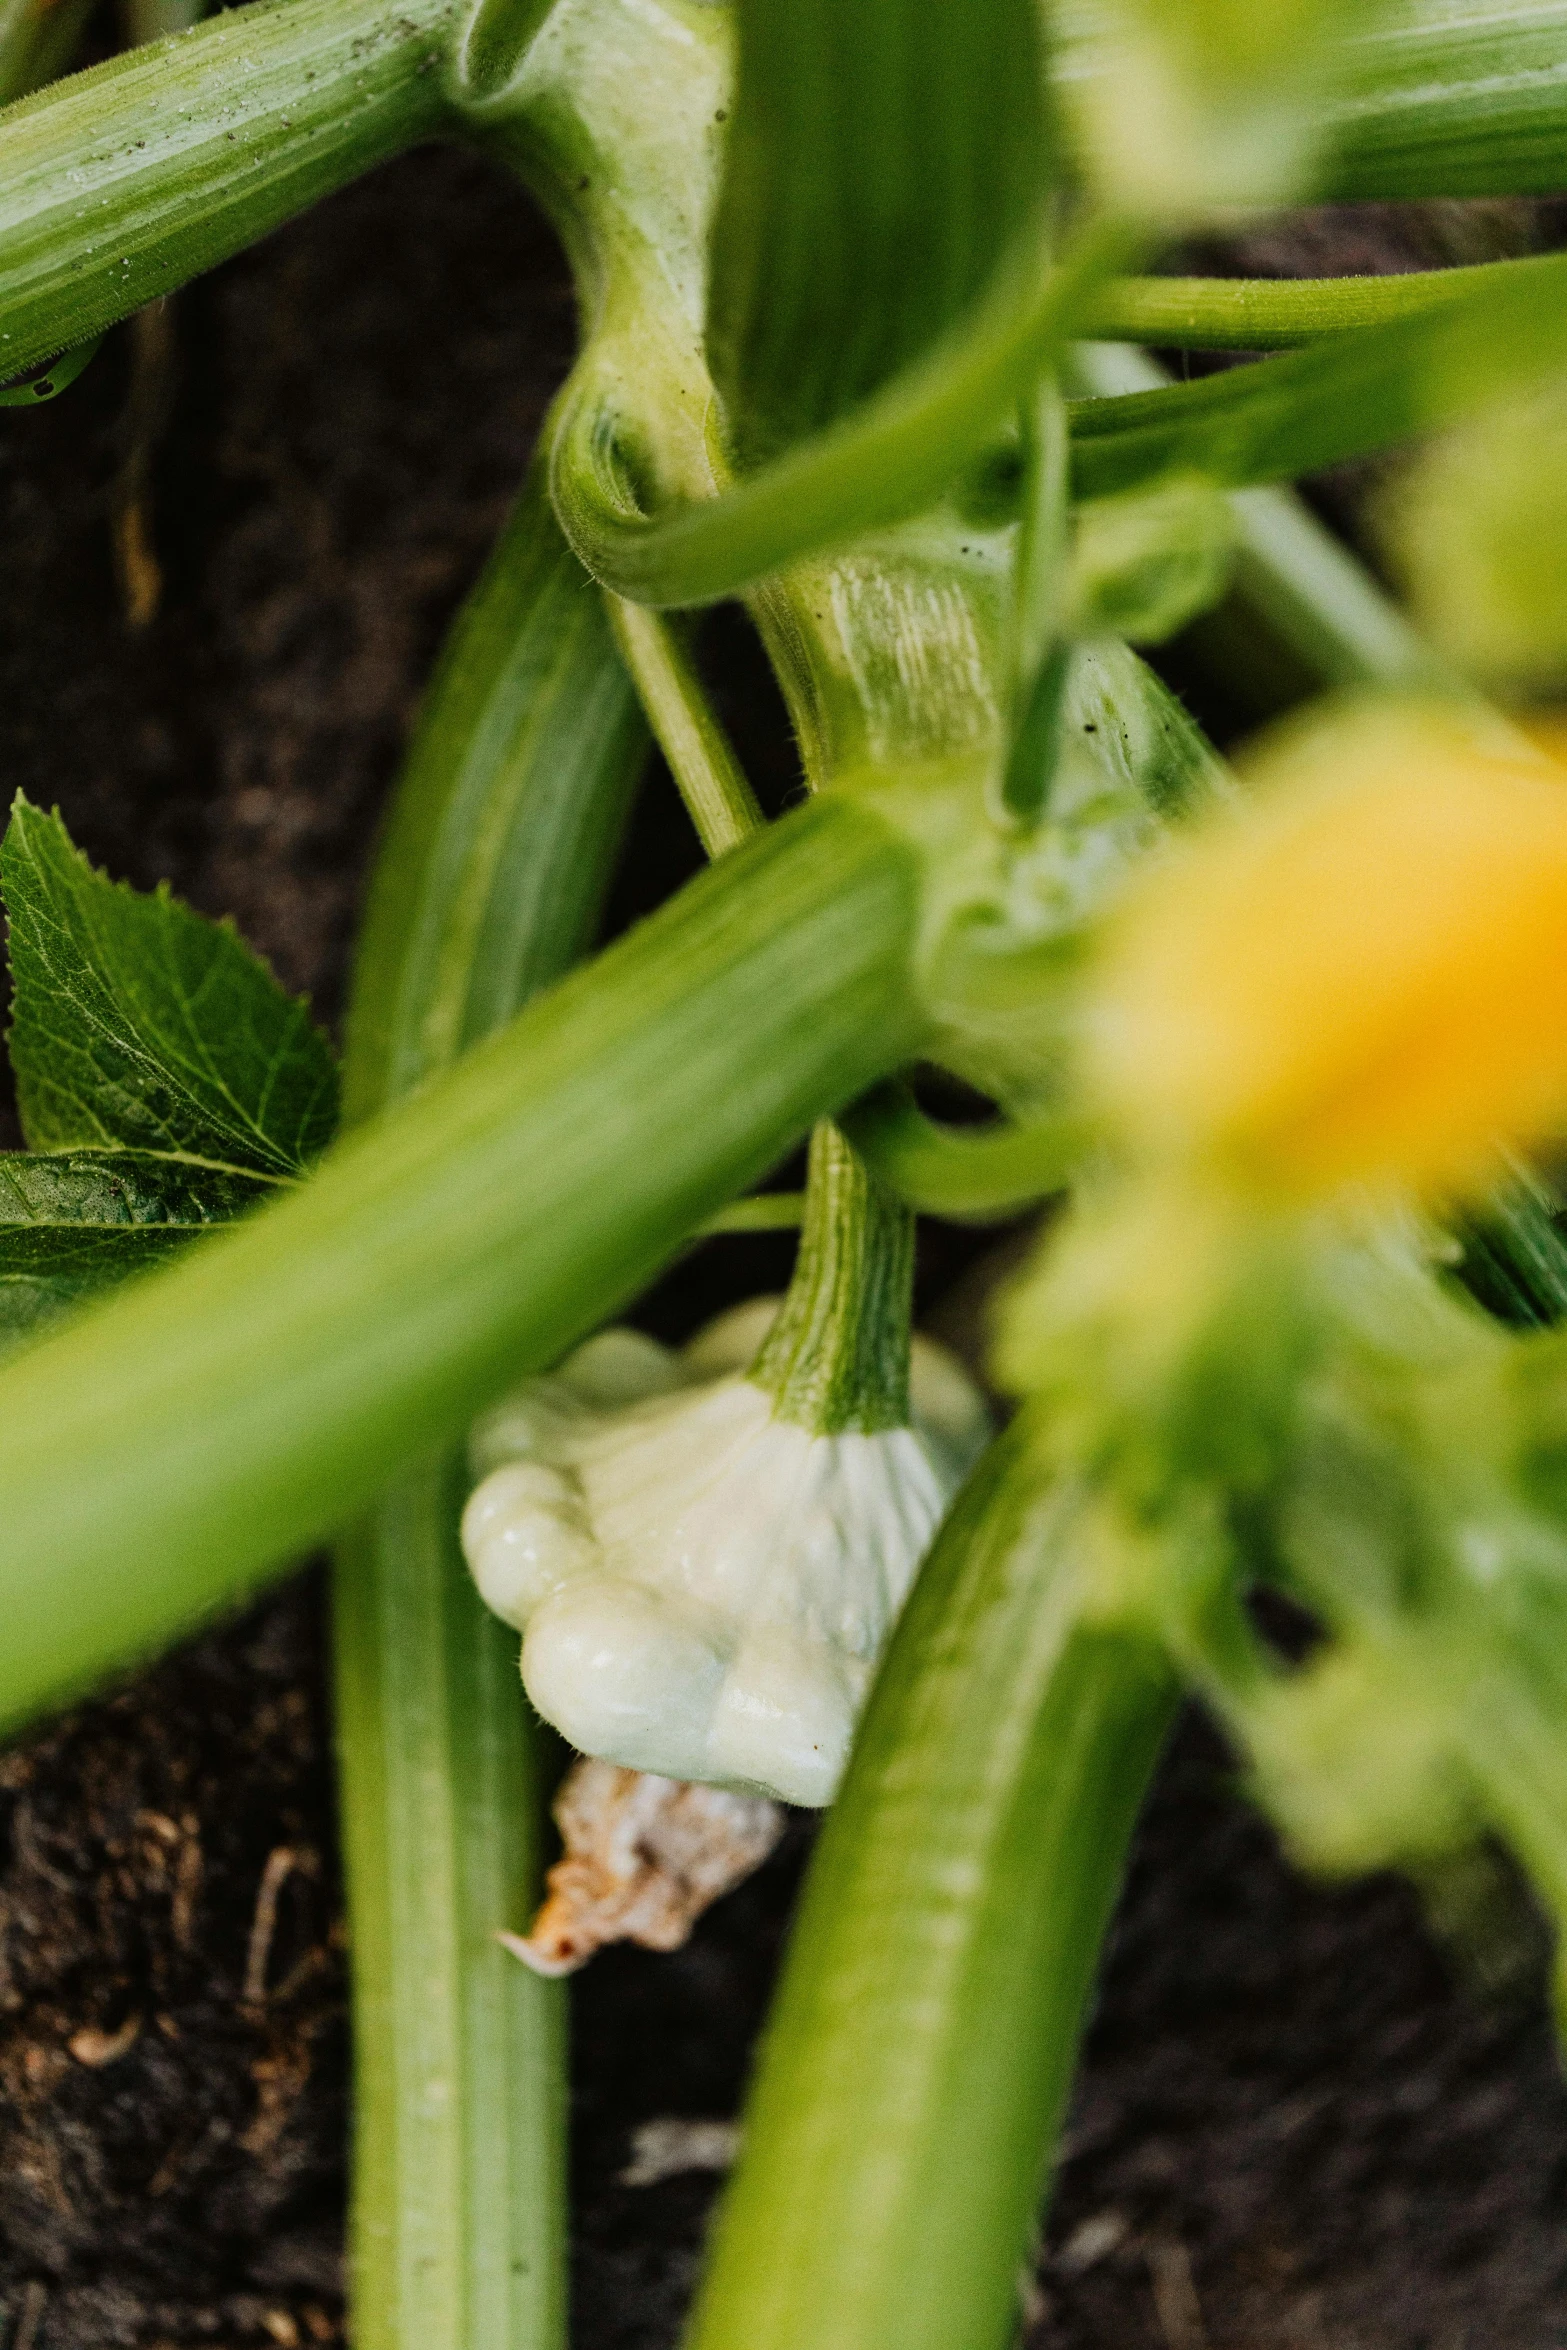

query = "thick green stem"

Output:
[[0, 0, 455, 381], [0, 790, 926, 1740], [335, 471, 645, 2350], [685, 1410, 1177, 2350], [751, 1121, 914, 1434]]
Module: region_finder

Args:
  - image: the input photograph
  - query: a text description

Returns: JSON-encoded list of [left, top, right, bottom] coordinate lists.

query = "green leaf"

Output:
[[1069, 249, 1567, 504], [0, 1147, 268, 1355], [706, 0, 1051, 467], [3, 797, 337, 1176]]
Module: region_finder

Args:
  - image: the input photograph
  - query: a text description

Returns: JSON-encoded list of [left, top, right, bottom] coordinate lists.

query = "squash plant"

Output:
[[5, 3, 1567, 2348]]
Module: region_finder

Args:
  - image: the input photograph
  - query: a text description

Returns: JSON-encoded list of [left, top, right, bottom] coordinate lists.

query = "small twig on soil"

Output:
[[243, 1845, 299, 2004], [110, 299, 178, 631], [11, 1798, 74, 1892], [1147, 2238, 1210, 2350], [9, 2282, 48, 2350], [68, 2013, 143, 2066], [618, 2118, 741, 2188]]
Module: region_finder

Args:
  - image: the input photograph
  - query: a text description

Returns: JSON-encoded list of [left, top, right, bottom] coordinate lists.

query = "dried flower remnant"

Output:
[[499, 1758, 783, 1976]]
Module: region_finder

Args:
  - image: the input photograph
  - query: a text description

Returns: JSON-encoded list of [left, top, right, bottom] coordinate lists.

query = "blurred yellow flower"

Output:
[[1088, 706, 1567, 1199]]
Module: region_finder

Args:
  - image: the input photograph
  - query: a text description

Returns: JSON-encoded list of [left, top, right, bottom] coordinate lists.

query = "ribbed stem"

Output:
[[751, 1121, 914, 1434], [335, 469, 645, 2350], [685, 1411, 1177, 2350], [0, 0, 455, 382]]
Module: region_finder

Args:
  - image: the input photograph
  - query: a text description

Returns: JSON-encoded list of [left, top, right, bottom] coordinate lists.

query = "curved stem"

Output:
[[0, 0, 455, 381], [335, 467, 645, 2350], [685, 1411, 1177, 2350], [550, 217, 1133, 608], [843, 1082, 1090, 1222]]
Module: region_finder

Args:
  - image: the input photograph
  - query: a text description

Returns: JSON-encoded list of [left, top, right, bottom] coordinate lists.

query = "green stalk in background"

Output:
[[1088, 256, 1563, 352], [1071, 341, 1455, 704], [1323, 0, 1567, 199], [335, 468, 646, 2350], [686, 1411, 1177, 2350], [1070, 250, 1567, 506], [0, 0, 95, 108]]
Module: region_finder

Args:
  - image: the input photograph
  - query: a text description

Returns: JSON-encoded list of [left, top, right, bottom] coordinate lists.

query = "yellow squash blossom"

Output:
[[1087, 706, 1567, 1199]]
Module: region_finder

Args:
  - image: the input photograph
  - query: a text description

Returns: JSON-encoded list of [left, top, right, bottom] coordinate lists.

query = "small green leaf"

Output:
[[3, 797, 337, 1175], [0, 1147, 269, 1356], [706, 0, 1052, 468]]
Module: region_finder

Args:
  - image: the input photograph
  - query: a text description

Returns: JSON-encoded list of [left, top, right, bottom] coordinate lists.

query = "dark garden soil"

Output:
[[3, 138, 1567, 2350]]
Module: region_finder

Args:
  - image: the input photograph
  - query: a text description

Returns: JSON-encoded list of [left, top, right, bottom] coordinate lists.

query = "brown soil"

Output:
[[1, 141, 1566, 2350]]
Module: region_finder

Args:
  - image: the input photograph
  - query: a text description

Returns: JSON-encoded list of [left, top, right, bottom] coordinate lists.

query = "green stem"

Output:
[[842, 1082, 1090, 1222], [1086, 257, 1560, 352], [0, 791, 925, 1740], [999, 372, 1071, 824], [550, 216, 1133, 607], [751, 1121, 913, 1434], [698, 1192, 805, 1235], [685, 1411, 1177, 2350], [335, 469, 645, 2350], [607, 601, 915, 1434], [1069, 249, 1567, 505], [0, 0, 455, 381], [605, 598, 762, 857], [0, 0, 95, 107], [1070, 342, 1454, 699]]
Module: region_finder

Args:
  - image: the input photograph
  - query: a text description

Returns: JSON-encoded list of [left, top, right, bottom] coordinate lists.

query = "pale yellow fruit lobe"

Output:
[[1090, 711, 1567, 1199]]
